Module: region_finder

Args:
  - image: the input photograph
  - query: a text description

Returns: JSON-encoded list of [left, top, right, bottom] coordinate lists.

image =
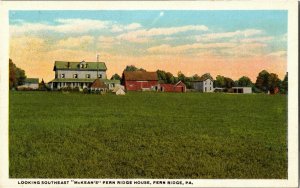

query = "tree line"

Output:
[[9, 59, 288, 94], [111, 65, 288, 94]]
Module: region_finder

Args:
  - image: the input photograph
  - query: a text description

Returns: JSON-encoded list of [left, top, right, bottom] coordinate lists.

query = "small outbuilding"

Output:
[[231, 87, 252, 94], [113, 87, 126, 95], [17, 78, 39, 90], [154, 81, 186, 93], [90, 78, 108, 92]]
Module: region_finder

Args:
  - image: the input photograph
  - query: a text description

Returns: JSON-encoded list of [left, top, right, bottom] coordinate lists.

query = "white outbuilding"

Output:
[[232, 87, 252, 94], [113, 86, 126, 95]]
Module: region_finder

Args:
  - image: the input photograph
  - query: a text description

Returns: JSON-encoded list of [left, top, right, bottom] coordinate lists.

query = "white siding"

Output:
[[56, 70, 106, 79]]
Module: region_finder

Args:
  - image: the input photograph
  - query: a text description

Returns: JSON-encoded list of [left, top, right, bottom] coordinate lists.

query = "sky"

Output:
[[9, 10, 287, 82]]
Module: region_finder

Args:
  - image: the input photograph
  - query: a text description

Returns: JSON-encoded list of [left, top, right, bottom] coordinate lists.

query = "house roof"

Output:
[[90, 79, 107, 89], [25, 78, 39, 84], [123, 71, 158, 81], [54, 61, 107, 71]]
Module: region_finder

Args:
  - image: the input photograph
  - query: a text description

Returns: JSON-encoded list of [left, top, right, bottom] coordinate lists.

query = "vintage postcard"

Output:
[[0, 1, 298, 187]]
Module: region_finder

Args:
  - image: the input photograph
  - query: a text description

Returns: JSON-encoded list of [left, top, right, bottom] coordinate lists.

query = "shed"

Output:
[[90, 78, 108, 92], [114, 87, 126, 95], [156, 81, 186, 93], [232, 87, 252, 94]]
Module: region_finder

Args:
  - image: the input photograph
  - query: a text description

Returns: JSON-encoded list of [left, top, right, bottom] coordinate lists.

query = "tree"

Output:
[[124, 65, 146, 72], [192, 74, 201, 81], [111, 73, 121, 80], [156, 70, 167, 83], [177, 71, 186, 82], [200, 73, 213, 81], [214, 75, 226, 88], [224, 77, 235, 88], [281, 72, 288, 94], [9, 59, 26, 89], [166, 72, 176, 84], [255, 70, 270, 93], [268, 73, 281, 94], [237, 76, 253, 87]]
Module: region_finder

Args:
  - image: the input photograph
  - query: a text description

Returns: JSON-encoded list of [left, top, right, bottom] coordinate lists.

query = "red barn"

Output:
[[123, 71, 158, 91], [160, 81, 186, 92]]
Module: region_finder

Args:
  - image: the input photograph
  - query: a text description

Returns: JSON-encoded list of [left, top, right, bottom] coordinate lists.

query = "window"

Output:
[[61, 74, 65, 78], [98, 74, 102, 78], [86, 74, 90, 78], [85, 64, 88, 68], [73, 74, 78, 78], [80, 64, 84, 68]]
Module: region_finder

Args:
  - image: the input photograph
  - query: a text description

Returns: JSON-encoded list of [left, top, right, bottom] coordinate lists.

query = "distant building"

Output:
[[49, 60, 120, 90], [17, 78, 39, 90], [90, 78, 108, 92], [155, 81, 186, 93], [113, 87, 126, 95], [123, 71, 158, 91], [231, 87, 252, 94], [192, 77, 214, 92]]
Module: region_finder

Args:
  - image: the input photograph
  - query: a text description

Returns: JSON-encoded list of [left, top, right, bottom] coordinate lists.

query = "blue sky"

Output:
[[10, 10, 287, 35], [9, 10, 288, 82]]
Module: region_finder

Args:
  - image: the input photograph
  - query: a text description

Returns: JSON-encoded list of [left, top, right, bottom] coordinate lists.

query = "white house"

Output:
[[192, 78, 214, 92], [48, 60, 120, 90]]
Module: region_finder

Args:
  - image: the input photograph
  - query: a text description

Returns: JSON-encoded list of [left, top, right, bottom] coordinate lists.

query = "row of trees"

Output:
[[111, 65, 288, 94], [9, 59, 27, 89]]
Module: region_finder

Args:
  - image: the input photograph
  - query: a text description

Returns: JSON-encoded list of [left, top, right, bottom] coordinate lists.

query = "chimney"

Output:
[[96, 54, 100, 62]]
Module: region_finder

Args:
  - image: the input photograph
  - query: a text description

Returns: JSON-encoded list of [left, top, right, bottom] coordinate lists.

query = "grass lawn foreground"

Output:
[[9, 91, 287, 179]]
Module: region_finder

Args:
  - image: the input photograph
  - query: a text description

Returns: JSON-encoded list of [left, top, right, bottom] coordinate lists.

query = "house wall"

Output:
[[125, 80, 158, 91], [56, 70, 106, 79], [243, 87, 252, 94]]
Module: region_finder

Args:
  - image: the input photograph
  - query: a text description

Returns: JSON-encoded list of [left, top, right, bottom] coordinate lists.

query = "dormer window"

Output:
[[61, 74, 65, 78], [98, 74, 102, 78], [86, 74, 90, 78], [80, 60, 86, 68], [73, 74, 78, 78]]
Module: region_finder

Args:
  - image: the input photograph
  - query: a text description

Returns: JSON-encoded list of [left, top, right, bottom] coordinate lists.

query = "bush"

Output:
[[83, 88, 89, 94]]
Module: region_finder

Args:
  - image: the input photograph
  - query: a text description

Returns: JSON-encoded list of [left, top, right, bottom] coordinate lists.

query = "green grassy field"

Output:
[[9, 91, 287, 179]]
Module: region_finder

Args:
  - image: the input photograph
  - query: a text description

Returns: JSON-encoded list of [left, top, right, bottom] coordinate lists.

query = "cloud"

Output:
[[97, 36, 119, 48], [267, 51, 287, 57], [118, 25, 208, 43], [10, 19, 110, 35], [10, 19, 142, 35], [56, 36, 94, 49], [196, 29, 263, 42], [239, 36, 274, 43], [147, 42, 236, 54]]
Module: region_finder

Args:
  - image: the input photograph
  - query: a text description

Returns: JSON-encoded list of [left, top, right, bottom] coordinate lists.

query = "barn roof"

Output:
[[90, 79, 107, 89], [54, 61, 107, 71], [123, 71, 158, 81]]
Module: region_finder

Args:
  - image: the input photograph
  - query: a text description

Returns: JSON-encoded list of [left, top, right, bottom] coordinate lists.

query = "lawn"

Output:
[[9, 91, 287, 179]]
